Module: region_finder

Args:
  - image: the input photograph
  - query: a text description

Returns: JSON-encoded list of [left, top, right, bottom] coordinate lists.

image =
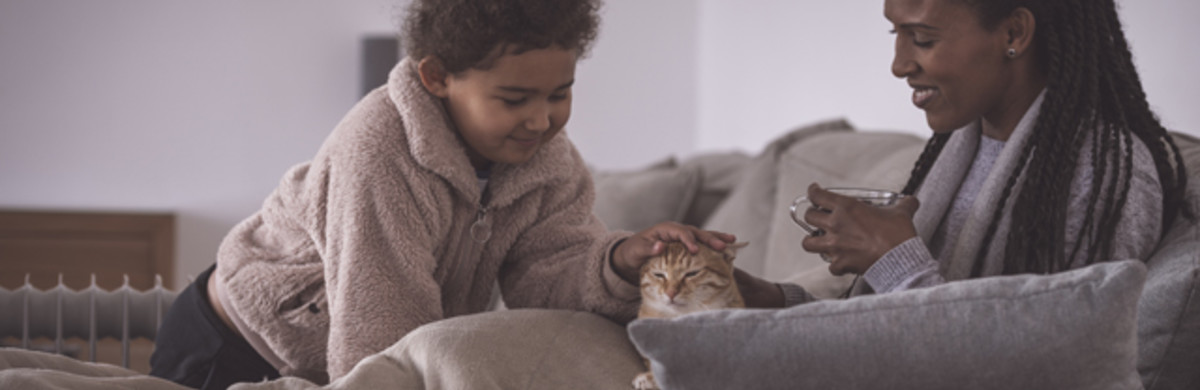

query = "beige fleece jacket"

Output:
[[213, 58, 640, 382]]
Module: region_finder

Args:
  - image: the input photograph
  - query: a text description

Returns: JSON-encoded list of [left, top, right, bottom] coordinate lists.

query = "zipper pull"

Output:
[[470, 206, 491, 244]]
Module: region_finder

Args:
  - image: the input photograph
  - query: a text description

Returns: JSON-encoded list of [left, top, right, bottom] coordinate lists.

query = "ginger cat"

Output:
[[632, 241, 748, 390]]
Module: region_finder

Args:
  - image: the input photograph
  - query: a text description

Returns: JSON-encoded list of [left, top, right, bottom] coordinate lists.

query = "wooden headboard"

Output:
[[0, 209, 175, 291]]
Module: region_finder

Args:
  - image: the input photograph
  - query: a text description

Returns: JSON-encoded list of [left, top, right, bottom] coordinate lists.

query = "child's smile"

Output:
[[430, 46, 578, 170]]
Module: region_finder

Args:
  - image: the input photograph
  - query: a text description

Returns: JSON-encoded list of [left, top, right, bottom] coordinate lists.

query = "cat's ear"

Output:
[[722, 242, 749, 261]]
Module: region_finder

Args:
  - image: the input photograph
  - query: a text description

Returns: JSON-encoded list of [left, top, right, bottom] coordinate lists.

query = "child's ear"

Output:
[[722, 242, 749, 262], [417, 56, 451, 98]]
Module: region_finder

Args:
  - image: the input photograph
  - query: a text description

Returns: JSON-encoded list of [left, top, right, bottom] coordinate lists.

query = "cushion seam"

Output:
[[673, 277, 1114, 325]]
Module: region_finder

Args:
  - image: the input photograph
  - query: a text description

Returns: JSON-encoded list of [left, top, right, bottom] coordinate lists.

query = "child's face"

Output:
[[440, 47, 577, 170]]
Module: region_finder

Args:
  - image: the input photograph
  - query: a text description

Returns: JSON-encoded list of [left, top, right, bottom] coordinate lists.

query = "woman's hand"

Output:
[[800, 183, 920, 276], [734, 269, 786, 308], [611, 221, 736, 284]]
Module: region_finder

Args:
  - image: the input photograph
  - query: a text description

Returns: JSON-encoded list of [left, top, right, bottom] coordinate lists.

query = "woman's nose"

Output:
[[892, 50, 918, 78]]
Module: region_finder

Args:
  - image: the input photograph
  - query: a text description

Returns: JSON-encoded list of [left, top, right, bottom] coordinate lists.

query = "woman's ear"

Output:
[[417, 56, 451, 98], [1004, 7, 1037, 58]]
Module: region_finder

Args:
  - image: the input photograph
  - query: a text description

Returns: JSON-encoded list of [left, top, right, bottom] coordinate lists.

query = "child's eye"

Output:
[[499, 97, 527, 106]]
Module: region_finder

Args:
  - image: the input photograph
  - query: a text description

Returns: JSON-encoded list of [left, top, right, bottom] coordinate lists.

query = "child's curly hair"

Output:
[[402, 0, 602, 74]]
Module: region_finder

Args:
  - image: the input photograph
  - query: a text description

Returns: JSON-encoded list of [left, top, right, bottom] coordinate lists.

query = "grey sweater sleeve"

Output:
[[863, 238, 943, 293], [862, 134, 1164, 294], [779, 282, 818, 307]]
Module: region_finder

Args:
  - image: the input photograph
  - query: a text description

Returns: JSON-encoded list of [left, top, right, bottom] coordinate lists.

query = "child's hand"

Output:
[[612, 222, 736, 284]]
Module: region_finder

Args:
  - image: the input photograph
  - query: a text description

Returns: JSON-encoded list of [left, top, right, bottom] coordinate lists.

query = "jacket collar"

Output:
[[385, 58, 578, 209]]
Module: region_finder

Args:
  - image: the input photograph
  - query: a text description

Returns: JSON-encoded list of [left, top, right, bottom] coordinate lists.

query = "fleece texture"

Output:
[[213, 58, 639, 382]]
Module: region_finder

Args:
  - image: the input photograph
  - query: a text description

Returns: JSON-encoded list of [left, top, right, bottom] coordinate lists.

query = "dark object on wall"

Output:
[[361, 35, 403, 97]]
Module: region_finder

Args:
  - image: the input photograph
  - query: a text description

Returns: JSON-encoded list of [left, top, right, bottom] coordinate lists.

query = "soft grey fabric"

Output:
[[677, 152, 752, 227], [592, 157, 701, 232], [768, 130, 925, 298], [702, 118, 854, 281], [904, 93, 1161, 285], [231, 309, 645, 390], [628, 261, 1146, 390], [1136, 132, 1200, 390]]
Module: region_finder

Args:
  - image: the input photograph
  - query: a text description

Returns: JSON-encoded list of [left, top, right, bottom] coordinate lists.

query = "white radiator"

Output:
[[0, 274, 178, 368]]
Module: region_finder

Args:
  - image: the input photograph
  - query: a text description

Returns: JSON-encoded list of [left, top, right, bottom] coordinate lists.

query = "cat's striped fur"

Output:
[[633, 241, 747, 390]]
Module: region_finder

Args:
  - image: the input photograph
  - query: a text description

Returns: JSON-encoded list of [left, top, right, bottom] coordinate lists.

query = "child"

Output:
[[148, 0, 770, 388]]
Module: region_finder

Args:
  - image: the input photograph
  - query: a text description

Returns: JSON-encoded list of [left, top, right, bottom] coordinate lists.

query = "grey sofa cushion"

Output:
[[628, 260, 1146, 390], [592, 157, 700, 232], [703, 118, 854, 279], [677, 151, 752, 227], [1137, 132, 1200, 390], [768, 130, 926, 299]]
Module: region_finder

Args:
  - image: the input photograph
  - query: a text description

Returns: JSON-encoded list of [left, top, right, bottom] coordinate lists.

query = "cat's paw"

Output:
[[632, 372, 659, 390]]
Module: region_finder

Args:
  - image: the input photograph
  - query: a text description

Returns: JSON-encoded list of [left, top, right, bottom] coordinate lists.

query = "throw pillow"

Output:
[[766, 130, 925, 299], [628, 260, 1146, 390], [1136, 131, 1200, 390], [592, 158, 700, 232]]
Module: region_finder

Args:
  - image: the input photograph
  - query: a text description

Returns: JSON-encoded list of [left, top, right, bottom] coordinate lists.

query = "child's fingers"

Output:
[[654, 225, 700, 252], [650, 240, 665, 256]]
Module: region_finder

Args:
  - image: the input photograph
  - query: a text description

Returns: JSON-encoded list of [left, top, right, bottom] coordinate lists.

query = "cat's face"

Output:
[[639, 242, 747, 312]]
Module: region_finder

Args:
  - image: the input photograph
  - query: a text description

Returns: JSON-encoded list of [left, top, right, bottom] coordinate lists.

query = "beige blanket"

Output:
[[0, 310, 644, 390]]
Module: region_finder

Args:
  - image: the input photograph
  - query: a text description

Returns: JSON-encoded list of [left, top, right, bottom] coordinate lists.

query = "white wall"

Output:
[[696, 0, 1200, 153], [0, 0, 400, 287], [572, 1, 699, 170], [1, 0, 1196, 288]]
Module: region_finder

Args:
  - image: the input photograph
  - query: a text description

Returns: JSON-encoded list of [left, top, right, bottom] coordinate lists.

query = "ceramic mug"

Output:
[[789, 187, 903, 235]]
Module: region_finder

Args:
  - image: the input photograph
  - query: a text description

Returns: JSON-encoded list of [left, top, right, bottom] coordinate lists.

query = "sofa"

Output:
[[2, 119, 1197, 390]]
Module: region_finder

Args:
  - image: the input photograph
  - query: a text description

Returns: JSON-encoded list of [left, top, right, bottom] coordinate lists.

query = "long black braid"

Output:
[[901, 0, 1193, 276]]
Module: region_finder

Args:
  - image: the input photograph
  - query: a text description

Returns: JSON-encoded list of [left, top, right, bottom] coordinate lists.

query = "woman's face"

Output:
[[885, 0, 1013, 133]]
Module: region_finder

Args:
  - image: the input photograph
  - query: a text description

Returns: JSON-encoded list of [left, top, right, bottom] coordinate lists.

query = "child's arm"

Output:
[[496, 187, 640, 321], [318, 150, 448, 380]]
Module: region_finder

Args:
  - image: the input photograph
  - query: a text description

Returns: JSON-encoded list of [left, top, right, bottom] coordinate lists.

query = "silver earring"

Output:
[[1007, 48, 1017, 58]]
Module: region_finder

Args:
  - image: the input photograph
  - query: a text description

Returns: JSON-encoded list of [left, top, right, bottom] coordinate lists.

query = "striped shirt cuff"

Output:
[[779, 282, 817, 307]]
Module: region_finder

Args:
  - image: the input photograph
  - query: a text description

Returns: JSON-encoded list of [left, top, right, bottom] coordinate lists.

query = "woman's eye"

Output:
[[548, 93, 568, 102], [911, 33, 934, 48]]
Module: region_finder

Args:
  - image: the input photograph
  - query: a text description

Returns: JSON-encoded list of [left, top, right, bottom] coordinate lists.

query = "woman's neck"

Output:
[[984, 84, 1041, 140], [980, 63, 1047, 141]]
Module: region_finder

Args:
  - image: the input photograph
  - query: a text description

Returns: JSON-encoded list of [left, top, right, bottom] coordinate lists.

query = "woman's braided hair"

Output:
[[899, 0, 1192, 276]]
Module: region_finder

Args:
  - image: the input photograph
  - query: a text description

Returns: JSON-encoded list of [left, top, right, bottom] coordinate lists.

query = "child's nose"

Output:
[[525, 105, 552, 131]]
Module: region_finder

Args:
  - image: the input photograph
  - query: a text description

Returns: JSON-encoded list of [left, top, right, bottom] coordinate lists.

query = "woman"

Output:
[[798, 0, 1191, 295]]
